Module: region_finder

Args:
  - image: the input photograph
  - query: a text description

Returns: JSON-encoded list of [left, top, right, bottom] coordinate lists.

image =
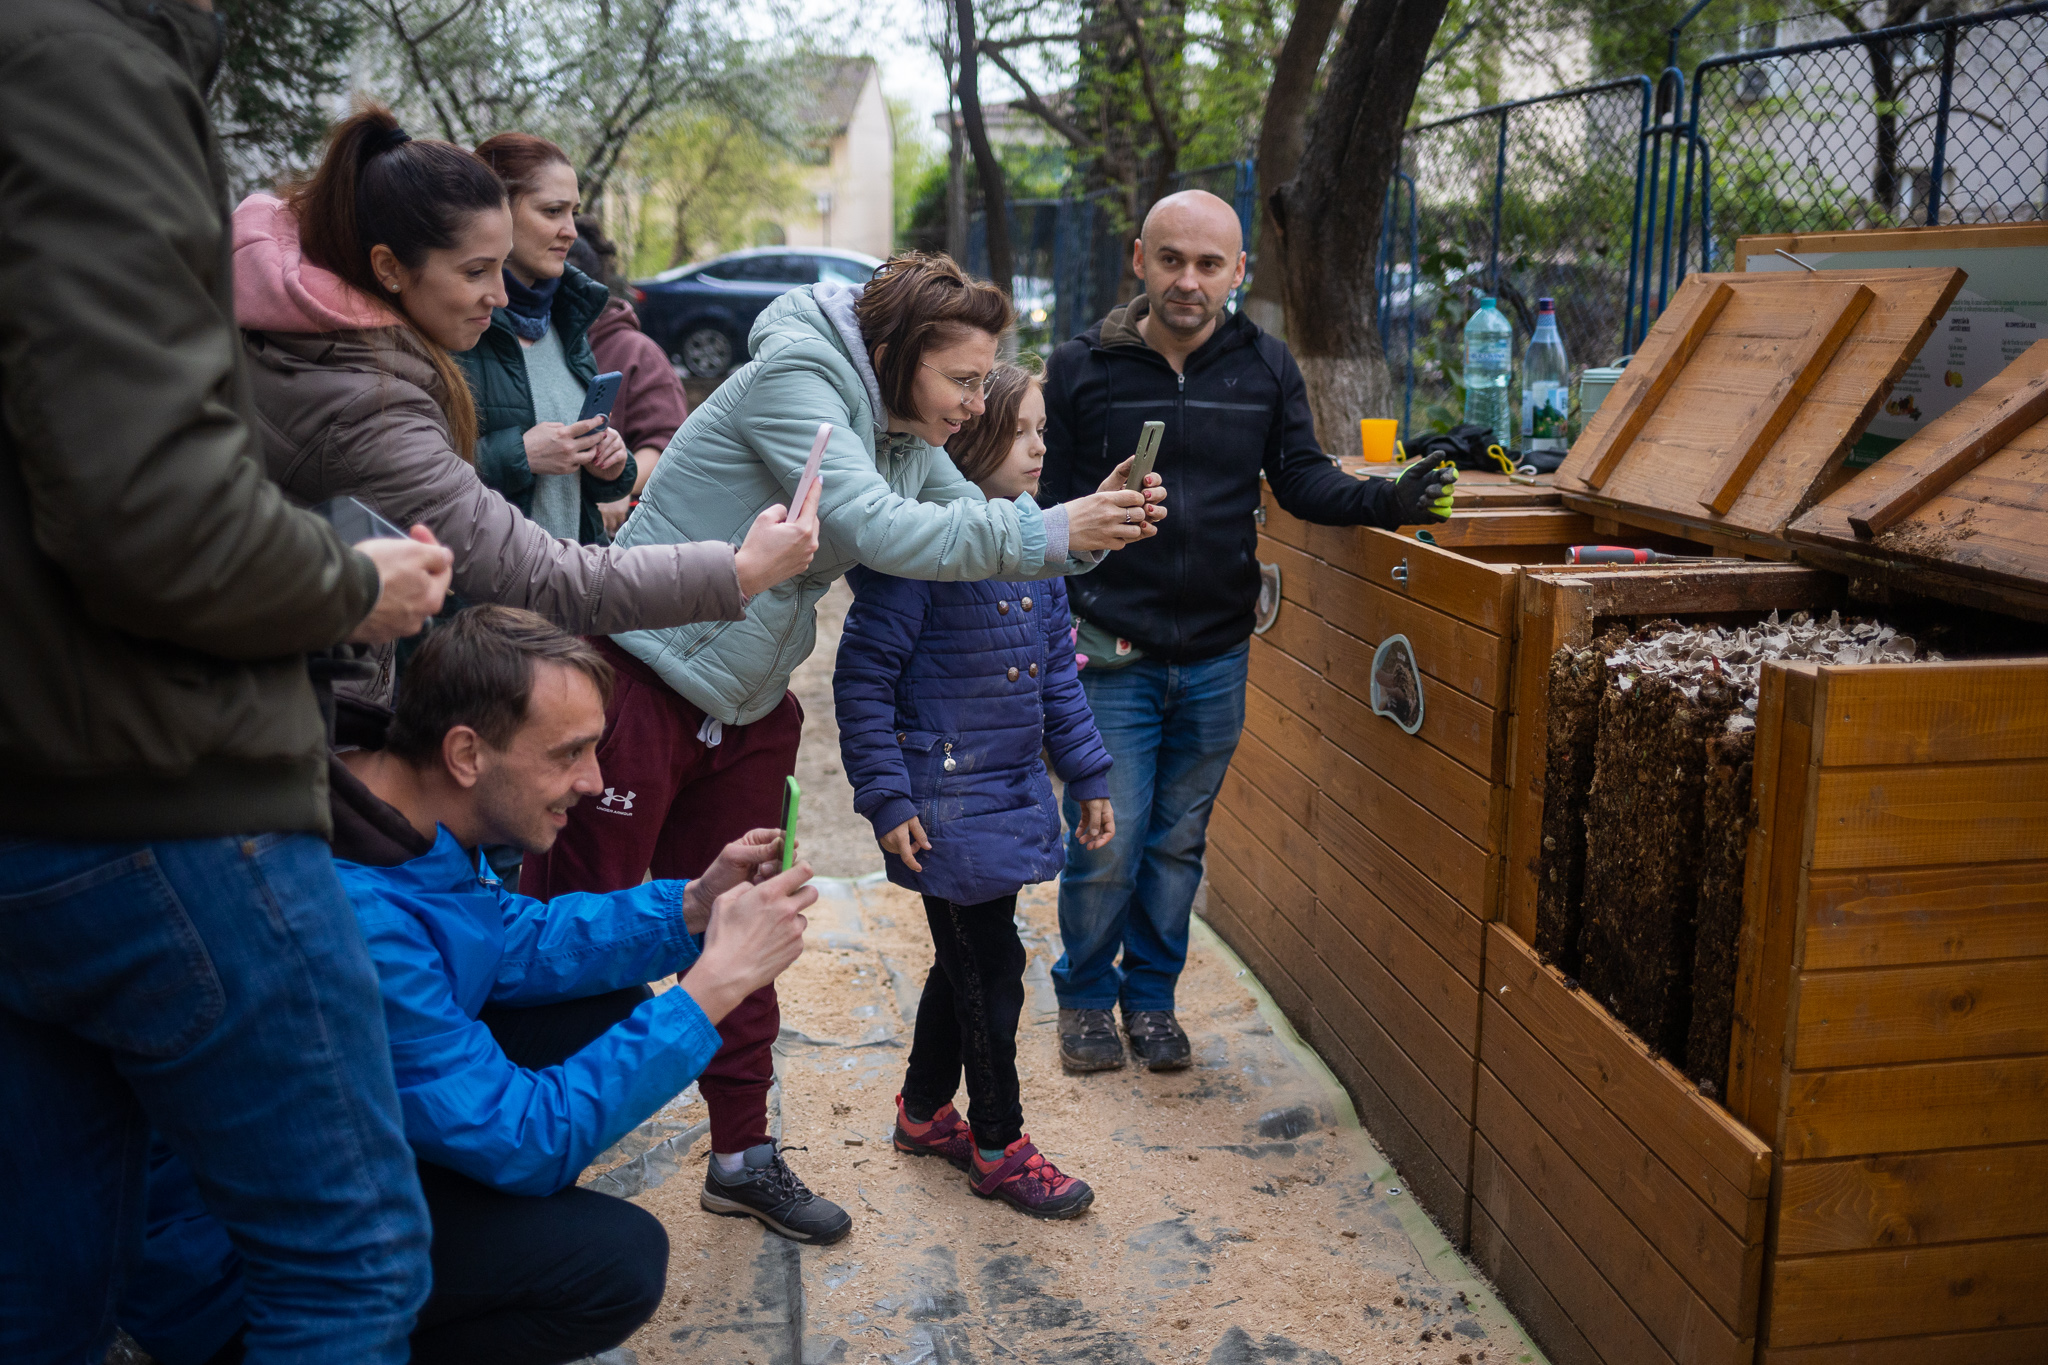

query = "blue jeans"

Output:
[[1054, 643, 1248, 1012], [0, 834, 431, 1365]]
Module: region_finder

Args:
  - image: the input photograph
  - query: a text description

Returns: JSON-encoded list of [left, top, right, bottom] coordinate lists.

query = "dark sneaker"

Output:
[[700, 1143, 852, 1245], [892, 1093, 974, 1171], [970, 1136, 1094, 1219], [1058, 1007, 1126, 1073], [1123, 1009, 1192, 1071]]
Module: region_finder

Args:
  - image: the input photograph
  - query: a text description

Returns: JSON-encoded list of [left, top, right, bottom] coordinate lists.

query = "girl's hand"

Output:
[[1076, 798, 1115, 850], [733, 475, 823, 597], [880, 815, 931, 872], [587, 424, 630, 479], [524, 416, 608, 475]]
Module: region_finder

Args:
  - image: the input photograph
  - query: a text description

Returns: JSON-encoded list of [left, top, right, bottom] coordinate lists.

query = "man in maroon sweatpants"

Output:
[[525, 638, 852, 1244]]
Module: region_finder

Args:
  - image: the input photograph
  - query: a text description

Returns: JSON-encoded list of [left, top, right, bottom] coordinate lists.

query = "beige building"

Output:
[[770, 57, 894, 261]]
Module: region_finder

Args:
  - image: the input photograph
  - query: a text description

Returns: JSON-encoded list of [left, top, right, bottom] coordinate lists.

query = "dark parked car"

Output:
[[632, 247, 884, 378]]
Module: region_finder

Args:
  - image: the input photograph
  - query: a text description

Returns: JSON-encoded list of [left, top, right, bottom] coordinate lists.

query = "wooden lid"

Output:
[[1553, 267, 1965, 555], [1788, 340, 2048, 621]]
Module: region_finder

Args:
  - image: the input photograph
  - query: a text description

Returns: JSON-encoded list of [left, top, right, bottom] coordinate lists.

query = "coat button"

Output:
[[896, 731, 906, 741], [1022, 596, 1033, 611], [944, 757, 957, 772], [998, 601, 1010, 615], [1028, 662, 1039, 677], [1006, 666, 1020, 682]]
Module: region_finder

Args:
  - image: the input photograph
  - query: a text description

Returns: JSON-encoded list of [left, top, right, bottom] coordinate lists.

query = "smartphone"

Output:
[[311, 495, 407, 545], [1125, 420, 1165, 491], [578, 370, 625, 426], [780, 775, 801, 872], [787, 422, 830, 522]]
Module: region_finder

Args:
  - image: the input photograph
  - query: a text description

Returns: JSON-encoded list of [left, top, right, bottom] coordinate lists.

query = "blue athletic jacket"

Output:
[[834, 566, 1113, 904], [344, 828, 722, 1196]]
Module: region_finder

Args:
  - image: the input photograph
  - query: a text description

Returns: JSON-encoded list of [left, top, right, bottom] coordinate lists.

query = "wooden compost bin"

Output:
[[1202, 270, 2048, 1365]]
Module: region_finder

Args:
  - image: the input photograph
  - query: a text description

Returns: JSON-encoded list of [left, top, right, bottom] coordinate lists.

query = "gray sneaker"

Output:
[[1058, 1007, 1126, 1073], [1122, 1009, 1192, 1071], [700, 1143, 852, 1244]]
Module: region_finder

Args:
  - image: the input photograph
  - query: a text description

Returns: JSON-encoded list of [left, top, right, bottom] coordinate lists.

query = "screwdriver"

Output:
[[1567, 546, 1717, 565]]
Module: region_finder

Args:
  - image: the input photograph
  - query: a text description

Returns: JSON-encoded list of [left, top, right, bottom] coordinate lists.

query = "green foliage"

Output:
[[211, 0, 357, 194], [891, 97, 942, 247], [614, 107, 805, 274]]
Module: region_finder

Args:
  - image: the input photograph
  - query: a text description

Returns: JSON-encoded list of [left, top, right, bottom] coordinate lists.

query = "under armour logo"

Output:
[[597, 787, 636, 815]]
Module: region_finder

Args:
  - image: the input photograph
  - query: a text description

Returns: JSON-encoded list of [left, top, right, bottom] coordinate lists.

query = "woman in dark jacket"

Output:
[[458, 132, 632, 545], [833, 364, 1113, 1221]]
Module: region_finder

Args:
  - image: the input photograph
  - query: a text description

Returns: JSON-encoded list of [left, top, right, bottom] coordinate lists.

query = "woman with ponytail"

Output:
[[231, 106, 820, 702]]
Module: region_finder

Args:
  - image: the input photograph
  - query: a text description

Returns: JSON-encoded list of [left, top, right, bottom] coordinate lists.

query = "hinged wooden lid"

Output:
[[1788, 340, 2048, 621], [1553, 267, 1965, 554]]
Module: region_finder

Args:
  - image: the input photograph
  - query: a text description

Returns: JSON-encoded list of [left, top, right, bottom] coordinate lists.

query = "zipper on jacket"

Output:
[[1174, 370, 1187, 655]]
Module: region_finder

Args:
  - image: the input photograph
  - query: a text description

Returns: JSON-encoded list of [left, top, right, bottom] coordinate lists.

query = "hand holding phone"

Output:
[[788, 423, 830, 522], [578, 370, 624, 428], [780, 776, 802, 872], [312, 495, 407, 545], [1125, 421, 1164, 491]]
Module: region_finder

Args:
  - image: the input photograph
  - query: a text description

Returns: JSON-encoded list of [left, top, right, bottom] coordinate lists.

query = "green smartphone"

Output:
[[780, 775, 801, 872], [1125, 420, 1164, 491]]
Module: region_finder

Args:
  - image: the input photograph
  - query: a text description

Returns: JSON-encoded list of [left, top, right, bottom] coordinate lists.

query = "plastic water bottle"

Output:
[[1522, 297, 1571, 453], [1462, 297, 1514, 446]]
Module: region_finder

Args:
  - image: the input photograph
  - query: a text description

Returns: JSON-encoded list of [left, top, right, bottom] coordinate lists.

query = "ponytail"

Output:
[[290, 104, 507, 462]]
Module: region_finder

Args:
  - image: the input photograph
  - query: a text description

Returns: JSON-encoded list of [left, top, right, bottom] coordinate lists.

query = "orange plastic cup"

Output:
[[1358, 418, 1399, 463]]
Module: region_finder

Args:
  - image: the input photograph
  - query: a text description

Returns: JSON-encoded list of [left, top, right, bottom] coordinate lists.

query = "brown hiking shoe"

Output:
[[1058, 1008, 1126, 1073], [1122, 1009, 1192, 1071]]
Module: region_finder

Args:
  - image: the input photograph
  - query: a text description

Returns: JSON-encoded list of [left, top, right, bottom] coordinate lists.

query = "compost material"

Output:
[[1552, 611, 1929, 1087]]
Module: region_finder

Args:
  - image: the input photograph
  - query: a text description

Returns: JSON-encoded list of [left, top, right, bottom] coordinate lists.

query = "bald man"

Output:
[[1040, 190, 1449, 1073]]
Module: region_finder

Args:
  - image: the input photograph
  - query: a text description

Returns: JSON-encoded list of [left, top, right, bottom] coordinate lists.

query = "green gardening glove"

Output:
[[1392, 458, 1458, 525]]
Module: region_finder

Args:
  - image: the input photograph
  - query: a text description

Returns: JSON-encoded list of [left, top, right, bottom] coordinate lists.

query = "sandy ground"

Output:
[[571, 586, 1545, 1365]]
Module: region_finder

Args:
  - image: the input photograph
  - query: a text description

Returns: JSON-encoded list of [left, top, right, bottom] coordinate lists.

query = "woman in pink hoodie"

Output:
[[234, 106, 822, 702]]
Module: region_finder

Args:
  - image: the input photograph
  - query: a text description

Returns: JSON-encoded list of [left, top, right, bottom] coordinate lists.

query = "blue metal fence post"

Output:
[[1623, 76, 1655, 350], [1927, 25, 1958, 224]]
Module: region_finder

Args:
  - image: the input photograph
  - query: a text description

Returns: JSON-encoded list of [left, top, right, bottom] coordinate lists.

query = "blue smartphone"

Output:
[[578, 370, 624, 426]]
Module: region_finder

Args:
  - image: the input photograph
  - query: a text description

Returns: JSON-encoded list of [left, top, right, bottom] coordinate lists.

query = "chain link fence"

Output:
[[1388, 78, 1653, 436], [1687, 1, 2048, 275]]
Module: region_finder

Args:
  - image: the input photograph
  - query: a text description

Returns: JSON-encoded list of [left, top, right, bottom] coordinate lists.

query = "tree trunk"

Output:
[[941, 41, 969, 262], [1271, 0, 1450, 455], [1246, 0, 1346, 337], [1863, 33, 1901, 217], [954, 0, 1013, 293]]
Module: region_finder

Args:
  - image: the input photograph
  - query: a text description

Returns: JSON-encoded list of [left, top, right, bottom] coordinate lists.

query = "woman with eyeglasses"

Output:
[[523, 251, 1164, 1246]]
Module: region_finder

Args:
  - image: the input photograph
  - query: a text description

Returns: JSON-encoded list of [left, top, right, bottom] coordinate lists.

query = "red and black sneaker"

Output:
[[969, 1136, 1094, 1220], [892, 1093, 975, 1171]]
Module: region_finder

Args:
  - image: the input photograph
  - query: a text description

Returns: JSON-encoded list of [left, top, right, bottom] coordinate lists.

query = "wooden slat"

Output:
[[1314, 832, 1484, 987], [1317, 746, 1490, 915], [1315, 854, 1481, 1053], [1487, 926, 1774, 1219], [1294, 516, 1520, 634], [1482, 1064, 1753, 1342], [1803, 863, 2048, 970], [1248, 634, 1321, 725], [1470, 1199, 1604, 1365], [1309, 900, 1474, 1116], [1317, 680, 1495, 839], [1309, 558, 1511, 706], [1204, 842, 1309, 1022], [1781, 1054, 2048, 1160], [1792, 957, 2048, 1069], [1808, 760, 2048, 870], [1210, 805, 1314, 935], [1303, 991, 1472, 1245], [1764, 1234, 2048, 1347], [1575, 563, 1838, 616], [1218, 764, 1320, 885], [1814, 660, 2048, 767], [1227, 725, 1317, 832], [1472, 1137, 1684, 1365], [1734, 222, 2048, 268], [1247, 573, 1326, 673], [1838, 340, 2048, 537], [1775, 1142, 2048, 1255], [1481, 998, 1767, 1280], [1419, 507, 1599, 548], [1578, 277, 1737, 489], [1727, 664, 1819, 1133], [1259, 536, 1319, 612], [1757, 1322, 2048, 1365], [1502, 572, 1596, 945], [1699, 282, 1875, 515], [1322, 618, 1500, 779]]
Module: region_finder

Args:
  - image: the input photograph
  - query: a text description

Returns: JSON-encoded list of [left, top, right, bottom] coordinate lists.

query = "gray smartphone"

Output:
[[1125, 420, 1164, 491], [311, 495, 406, 545]]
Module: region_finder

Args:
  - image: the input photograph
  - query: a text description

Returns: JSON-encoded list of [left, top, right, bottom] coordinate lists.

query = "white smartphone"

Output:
[[788, 422, 829, 522]]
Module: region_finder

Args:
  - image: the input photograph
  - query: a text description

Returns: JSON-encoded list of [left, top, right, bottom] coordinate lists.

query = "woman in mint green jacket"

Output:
[[524, 253, 1162, 1244]]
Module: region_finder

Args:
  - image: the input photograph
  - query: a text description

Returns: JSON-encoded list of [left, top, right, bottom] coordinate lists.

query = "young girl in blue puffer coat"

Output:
[[834, 364, 1119, 1220]]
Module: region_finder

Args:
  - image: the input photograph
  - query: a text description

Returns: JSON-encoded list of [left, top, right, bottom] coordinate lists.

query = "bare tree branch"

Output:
[[979, 44, 1093, 149]]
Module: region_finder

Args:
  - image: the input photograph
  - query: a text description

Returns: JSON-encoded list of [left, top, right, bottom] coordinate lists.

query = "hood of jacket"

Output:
[[587, 295, 641, 347], [232, 193, 400, 334], [811, 279, 890, 435]]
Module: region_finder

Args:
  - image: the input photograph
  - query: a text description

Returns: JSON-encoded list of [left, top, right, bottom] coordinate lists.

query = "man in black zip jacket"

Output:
[[1039, 190, 1454, 1073]]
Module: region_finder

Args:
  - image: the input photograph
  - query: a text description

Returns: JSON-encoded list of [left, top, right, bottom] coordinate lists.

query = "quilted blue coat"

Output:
[[835, 565, 1113, 904]]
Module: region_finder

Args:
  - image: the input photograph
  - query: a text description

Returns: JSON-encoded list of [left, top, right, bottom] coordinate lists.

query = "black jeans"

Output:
[[407, 986, 667, 1365], [903, 894, 1027, 1150]]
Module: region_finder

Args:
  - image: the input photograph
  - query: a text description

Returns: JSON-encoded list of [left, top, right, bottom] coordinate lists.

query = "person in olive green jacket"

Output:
[[0, 2, 451, 1360], [459, 132, 633, 545]]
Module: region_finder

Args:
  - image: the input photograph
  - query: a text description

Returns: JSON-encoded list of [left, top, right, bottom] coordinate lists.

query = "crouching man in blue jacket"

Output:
[[119, 605, 819, 1365]]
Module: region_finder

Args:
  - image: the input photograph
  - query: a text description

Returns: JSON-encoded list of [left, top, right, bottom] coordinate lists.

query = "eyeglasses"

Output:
[[921, 362, 992, 403]]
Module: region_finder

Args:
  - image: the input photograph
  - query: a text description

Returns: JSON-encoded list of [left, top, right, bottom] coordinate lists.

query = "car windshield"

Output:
[[818, 256, 874, 285]]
